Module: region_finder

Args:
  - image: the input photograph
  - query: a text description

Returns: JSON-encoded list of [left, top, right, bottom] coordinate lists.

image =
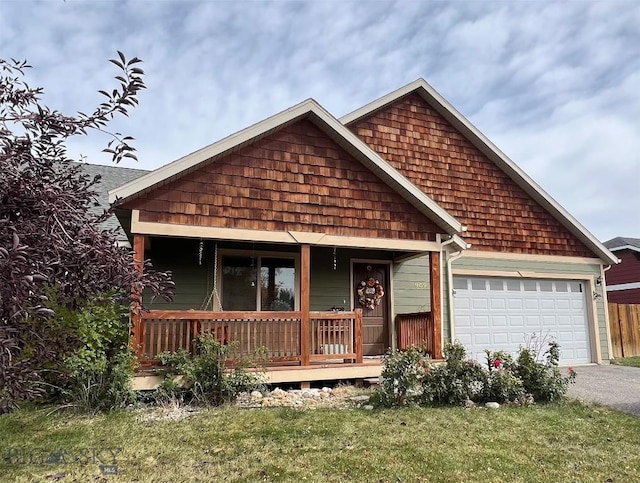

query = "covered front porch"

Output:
[[131, 233, 443, 383]]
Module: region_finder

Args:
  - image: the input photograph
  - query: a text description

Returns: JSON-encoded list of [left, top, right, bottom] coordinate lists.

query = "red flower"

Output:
[[494, 359, 502, 368]]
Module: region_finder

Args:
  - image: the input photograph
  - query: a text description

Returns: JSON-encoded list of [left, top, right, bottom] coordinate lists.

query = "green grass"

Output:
[[1, 402, 639, 482], [611, 356, 640, 367]]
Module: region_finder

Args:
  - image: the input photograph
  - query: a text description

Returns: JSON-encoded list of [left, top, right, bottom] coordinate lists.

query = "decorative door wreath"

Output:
[[357, 277, 385, 310]]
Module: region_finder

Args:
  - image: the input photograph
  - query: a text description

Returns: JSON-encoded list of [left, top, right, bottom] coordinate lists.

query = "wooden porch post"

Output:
[[300, 244, 311, 366], [354, 308, 363, 364], [132, 234, 145, 361], [429, 251, 442, 359]]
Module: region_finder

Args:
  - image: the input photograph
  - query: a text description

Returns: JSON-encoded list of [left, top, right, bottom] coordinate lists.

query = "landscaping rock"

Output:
[[235, 385, 369, 409], [485, 402, 500, 409]]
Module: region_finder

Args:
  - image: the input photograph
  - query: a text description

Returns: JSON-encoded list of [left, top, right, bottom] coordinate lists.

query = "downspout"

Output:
[[439, 235, 467, 350], [445, 249, 465, 345]]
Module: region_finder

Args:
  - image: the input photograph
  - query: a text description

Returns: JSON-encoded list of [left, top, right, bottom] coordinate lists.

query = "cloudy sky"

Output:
[[2, 0, 638, 242]]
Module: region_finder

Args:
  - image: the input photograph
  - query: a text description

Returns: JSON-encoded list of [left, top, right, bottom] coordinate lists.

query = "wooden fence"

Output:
[[608, 303, 640, 358]]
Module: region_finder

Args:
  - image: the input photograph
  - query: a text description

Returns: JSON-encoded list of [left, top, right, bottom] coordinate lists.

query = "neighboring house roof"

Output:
[[604, 237, 640, 253], [109, 98, 465, 235], [340, 78, 618, 265], [74, 162, 149, 244]]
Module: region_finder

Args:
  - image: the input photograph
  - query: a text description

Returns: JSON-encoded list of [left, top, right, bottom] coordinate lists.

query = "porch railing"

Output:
[[310, 310, 363, 362], [137, 309, 362, 365], [396, 311, 434, 356]]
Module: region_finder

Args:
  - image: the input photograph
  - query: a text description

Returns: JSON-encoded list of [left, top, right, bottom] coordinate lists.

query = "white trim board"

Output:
[[608, 245, 640, 253], [340, 79, 617, 265], [456, 249, 603, 265], [451, 268, 596, 282], [130, 210, 442, 252], [607, 282, 640, 292]]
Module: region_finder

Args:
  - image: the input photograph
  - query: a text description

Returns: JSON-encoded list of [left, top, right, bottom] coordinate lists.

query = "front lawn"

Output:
[[1, 402, 639, 482], [611, 356, 640, 367]]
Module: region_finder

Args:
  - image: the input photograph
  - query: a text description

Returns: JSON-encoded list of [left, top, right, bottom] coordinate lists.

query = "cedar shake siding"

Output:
[[123, 120, 440, 240], [349, 93, 594, 257]]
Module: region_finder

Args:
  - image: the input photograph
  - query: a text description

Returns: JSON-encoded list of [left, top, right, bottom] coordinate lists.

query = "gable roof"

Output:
[[604, 237, 640, 253], [74, 162, 149, 245], [109, 98, 464, 235], [341, 79, 618, 265]]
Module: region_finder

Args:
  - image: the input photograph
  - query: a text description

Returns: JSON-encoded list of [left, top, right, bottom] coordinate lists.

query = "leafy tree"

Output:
[[0, 53, 174, 412]]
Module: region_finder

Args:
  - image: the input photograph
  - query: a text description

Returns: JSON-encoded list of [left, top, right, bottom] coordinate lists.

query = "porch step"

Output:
[[363, 377, 380, 387]]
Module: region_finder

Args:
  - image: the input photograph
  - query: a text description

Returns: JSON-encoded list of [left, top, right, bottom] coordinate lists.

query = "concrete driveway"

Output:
[[567, 364, 640, 416]]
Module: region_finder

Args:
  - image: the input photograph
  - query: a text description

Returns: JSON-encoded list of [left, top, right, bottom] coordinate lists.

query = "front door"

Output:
[[353, 263, 389, 356]]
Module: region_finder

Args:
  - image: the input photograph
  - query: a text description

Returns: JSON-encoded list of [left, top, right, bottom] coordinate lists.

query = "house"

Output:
[[603, 237, 640, 304], [74, 162, 149, 247], [108, 79, 617, 386]]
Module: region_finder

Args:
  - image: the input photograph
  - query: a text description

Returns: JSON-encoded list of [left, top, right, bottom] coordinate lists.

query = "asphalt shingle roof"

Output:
[[72, 162, 149, 242], [603, 237, 640, 250]]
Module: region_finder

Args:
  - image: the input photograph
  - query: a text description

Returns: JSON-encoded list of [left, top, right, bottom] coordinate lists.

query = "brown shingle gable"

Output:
[[123, 119, 441, 240], [349, 93, 594, 257]]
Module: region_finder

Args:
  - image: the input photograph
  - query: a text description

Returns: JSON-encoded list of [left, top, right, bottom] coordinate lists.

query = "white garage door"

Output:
[[453, 277, 591, 365]]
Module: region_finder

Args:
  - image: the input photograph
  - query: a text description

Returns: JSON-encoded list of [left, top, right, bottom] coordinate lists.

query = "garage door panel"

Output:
[[509, 333, 527, 346], [508, 299, 523, 310], [473, 334, 491, 346], [557, 330, 576, 344], [571, 300, 584, 310], [573, 330, 587, 342], [490, 298, 506, 310], [491, 316, 507, 327], [472, 298, 489, 310], [456, 315, 472, 329], [456, 333, 472, 345], [474, 316, 490, 327], [556, 315, 573, 327], [524, 299, 540, 310], [574, 348, 589, 360], [540, 299, 555, 310], [456, 298, 471, 310], [454, 276, 590, 365], [525, 315, 541, 328]]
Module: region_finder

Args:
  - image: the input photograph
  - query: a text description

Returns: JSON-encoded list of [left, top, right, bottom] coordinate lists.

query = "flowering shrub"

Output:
[[374, 339, 576, 408], [514, 341, 576, 403], [372, 346, 432, 407], [481, 350, 525, 403], [420, 355, 487, 406]]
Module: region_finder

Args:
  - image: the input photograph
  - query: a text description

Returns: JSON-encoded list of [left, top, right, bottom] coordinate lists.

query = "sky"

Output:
[[1, 0, 638, 242]]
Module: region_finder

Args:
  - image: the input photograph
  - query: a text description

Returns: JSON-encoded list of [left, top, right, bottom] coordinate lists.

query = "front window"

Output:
[[221, 255, 296, 311]]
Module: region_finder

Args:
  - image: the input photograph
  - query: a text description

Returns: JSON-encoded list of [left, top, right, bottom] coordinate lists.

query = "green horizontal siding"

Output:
[[144, 237, 210, 310], [392, 254, 431, 316], [145, 242, 397, 313], [444, 252, 608, 360], [310, 247, 352, 311]]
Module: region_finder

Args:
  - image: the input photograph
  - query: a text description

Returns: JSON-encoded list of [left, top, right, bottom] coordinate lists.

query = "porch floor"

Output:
[[133, 358, 384, 390]]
